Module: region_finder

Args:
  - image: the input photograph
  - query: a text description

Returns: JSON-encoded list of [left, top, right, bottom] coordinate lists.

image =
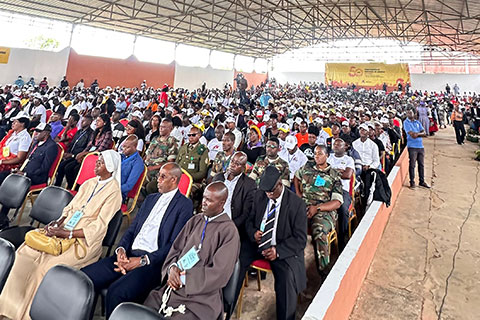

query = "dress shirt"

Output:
[[403, 118, 424, 149], [279, 148, 308, 180], [223, 173, 241, 219], [261, 186, 285, 246], [5, 129, 32, 155], [352, 138, 380, 169], [131, 188, 178, 252]]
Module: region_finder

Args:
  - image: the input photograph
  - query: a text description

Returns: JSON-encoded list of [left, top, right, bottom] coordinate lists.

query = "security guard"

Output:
[[249, 137, 290, 187], [294, 144, 343, 273], [177, 125, 209, 210]]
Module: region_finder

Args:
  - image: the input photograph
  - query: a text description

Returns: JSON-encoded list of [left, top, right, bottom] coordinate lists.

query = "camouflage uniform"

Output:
[[295, 162, 344, 271], [210, 151, 233, 178], [249, 155, 291, 187], [144, 135, 179, 194], [144, 135, 178, 181], [177, 142, 209, 209]]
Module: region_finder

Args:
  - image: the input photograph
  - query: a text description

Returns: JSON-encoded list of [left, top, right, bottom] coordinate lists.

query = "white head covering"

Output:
[[100, 150, 122, 185]]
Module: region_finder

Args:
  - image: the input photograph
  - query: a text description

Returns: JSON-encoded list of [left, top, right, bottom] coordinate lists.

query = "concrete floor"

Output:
[[350, 128, 480, 320]]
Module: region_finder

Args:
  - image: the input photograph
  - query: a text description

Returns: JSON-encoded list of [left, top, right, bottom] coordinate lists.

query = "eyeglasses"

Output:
[[187, 133, 198, 137]]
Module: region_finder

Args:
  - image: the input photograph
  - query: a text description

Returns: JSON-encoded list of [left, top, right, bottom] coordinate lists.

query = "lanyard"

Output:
[[28, 144, 39, 159], [222, 154, 233, 171], [71, 130, 87, 151], [198, 218, 209, 250], [81, 181, 109, 210], [267, 201, 277, 219]]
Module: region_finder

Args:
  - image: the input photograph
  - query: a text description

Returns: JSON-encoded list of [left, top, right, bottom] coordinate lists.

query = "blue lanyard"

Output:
[[81, 181, 109, 210], [199, 218, 209, 250], [267, 202, 277, 219]]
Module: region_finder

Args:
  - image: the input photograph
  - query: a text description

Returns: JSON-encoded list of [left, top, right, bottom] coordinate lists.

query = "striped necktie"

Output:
[[259, 199, 277, 250]]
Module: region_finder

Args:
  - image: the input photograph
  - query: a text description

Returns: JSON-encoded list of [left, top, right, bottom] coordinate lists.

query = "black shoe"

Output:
[[419, 182, 431, 188], [410, 182, 416, 188]]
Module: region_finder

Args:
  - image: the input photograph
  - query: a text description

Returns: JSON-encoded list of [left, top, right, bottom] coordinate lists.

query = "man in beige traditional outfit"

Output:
[[144, 182, 240, 319], [0, 150, 122, 319]]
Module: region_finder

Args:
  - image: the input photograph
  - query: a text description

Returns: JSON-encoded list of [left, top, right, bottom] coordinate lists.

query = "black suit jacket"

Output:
[[212, 172, 257, 237], [24, 137, 58, 186], [117, 190, 193, 266], [245, 188, 307, 292]]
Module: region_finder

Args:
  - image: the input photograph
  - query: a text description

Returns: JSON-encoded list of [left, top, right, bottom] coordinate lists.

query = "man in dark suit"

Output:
[[81, 163, 193, 318], [212, 151, 256, 239], [234, 166, 307, 320]]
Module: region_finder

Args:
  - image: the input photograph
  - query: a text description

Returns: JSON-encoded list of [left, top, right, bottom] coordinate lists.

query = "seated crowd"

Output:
[[0, 78, 470, 319]]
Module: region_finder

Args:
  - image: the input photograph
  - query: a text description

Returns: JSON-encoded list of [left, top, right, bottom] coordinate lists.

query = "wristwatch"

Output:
[[140, 255, 148, 267]]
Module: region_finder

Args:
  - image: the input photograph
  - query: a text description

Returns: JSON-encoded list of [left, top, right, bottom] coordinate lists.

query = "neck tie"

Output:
[[259, 199, 277, 250]]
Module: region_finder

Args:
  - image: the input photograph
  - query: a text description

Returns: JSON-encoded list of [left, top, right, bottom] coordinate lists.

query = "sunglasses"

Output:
[[187, 133, 198, 137]]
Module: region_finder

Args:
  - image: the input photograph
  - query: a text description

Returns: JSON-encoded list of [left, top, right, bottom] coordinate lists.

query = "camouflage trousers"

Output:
[[311, 210, 338, 271]]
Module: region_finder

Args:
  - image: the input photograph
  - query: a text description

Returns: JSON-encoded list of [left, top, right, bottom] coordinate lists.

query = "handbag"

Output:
[[24, 229, 87, 259]]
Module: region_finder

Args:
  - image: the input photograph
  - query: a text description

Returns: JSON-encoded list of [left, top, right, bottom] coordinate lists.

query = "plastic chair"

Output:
[[17, 143, 64, 223], [223, 260, 241, 320], [0, 238, 15, 294], [30, 265, 94, 320], [110, 302, 165, 320], [0, 186, 73, 248], [102, 210, 123, 258], [45, 109, 53, 123], [236, 259, 272, 319], [0, 173, 31, 224], [70, 152, 99, 195], [178, 168, 193, 198], [348, 174, 358, 238], [122, 165, 147, 224]]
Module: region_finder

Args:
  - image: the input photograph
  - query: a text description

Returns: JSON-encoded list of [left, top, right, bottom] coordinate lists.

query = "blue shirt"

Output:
[[50, 121, 64, 140], [403, 118, 424, 148], [259, 94, 271, 107], [116, 101, 127, 112], [121, 151, 144, 199]]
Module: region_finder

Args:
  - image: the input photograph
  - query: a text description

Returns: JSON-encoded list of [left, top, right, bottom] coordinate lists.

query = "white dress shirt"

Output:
[[223, 173, 241, 219], [279, 147, 308, 180], [131, 188, 178, 252], [5, 129, 32, 155], [261, 186, 285, 246], [352, 138, 380, 169]]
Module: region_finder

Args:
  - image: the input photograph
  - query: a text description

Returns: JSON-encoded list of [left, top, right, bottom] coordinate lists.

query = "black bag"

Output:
[[372, 170, 392, 207]]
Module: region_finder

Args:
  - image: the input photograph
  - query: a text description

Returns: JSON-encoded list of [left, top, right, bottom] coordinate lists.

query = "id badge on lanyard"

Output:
[[2, 146, 10, 158], [177, 246, 200, 271], [64, 210, 84, 231]]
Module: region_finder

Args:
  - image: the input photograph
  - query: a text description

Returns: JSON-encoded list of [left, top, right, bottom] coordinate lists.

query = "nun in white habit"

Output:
[[0, 150, 123, 320]]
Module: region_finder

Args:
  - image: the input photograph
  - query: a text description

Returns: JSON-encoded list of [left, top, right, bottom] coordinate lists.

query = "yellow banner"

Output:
[[325, 63, 410, 89], [0, 47, 10, 64]]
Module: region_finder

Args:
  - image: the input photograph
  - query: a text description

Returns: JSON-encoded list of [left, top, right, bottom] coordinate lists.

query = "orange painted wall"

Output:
[[66, 49, 175, 88], [323, 149, 410, 320], [233, 70, 268, 88]]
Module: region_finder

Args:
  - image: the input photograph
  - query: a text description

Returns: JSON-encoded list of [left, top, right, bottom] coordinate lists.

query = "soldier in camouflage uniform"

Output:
[[209, 131, 235, 180], [144, 118, 178, 194], [294, 145, 343, 272], [177, 125, 209, 210], [249, 137, 290, 187]]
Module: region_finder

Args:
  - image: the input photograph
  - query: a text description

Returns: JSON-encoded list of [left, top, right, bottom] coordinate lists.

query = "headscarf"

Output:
[[100, 150, 122, 185]]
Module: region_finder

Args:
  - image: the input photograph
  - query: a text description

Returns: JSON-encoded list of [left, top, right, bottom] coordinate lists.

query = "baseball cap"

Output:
[[256, 110, 263, 117], [284, 136, 297, 150], [225, 117, 235, 123], [341, 120, 349, 127], [10, 97, 21, 103], [358, 123, 369, 131], [132, 110, 143, 119], [34, 123, 52, 132]]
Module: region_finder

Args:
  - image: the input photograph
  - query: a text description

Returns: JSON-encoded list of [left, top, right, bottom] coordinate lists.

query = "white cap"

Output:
[[380, 117, 389, 124], [10, 97, 21, 102], [295, 117, 303, 125], [284, 135, 297, 150], [256, 110, 263, 117], [341, 120, 349, 127], [358, 123, 369, 131], [187, 108, 194, 116], [132, 110, 143, 119], [225, 116, 235, 123]]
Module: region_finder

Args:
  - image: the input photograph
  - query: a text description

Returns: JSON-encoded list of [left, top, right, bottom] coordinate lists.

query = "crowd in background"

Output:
[[0, 75, 477, 320]]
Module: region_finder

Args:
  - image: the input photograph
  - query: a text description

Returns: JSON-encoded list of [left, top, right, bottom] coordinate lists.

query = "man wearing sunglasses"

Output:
[[249, 137, 290, 187], [177, 125, 209, 210]]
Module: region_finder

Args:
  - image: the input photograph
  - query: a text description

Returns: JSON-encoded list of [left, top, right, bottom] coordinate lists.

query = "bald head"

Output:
[[202, 181, 229, 217], [122, 134, 138, 157], [157, 162, 183, 193]]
